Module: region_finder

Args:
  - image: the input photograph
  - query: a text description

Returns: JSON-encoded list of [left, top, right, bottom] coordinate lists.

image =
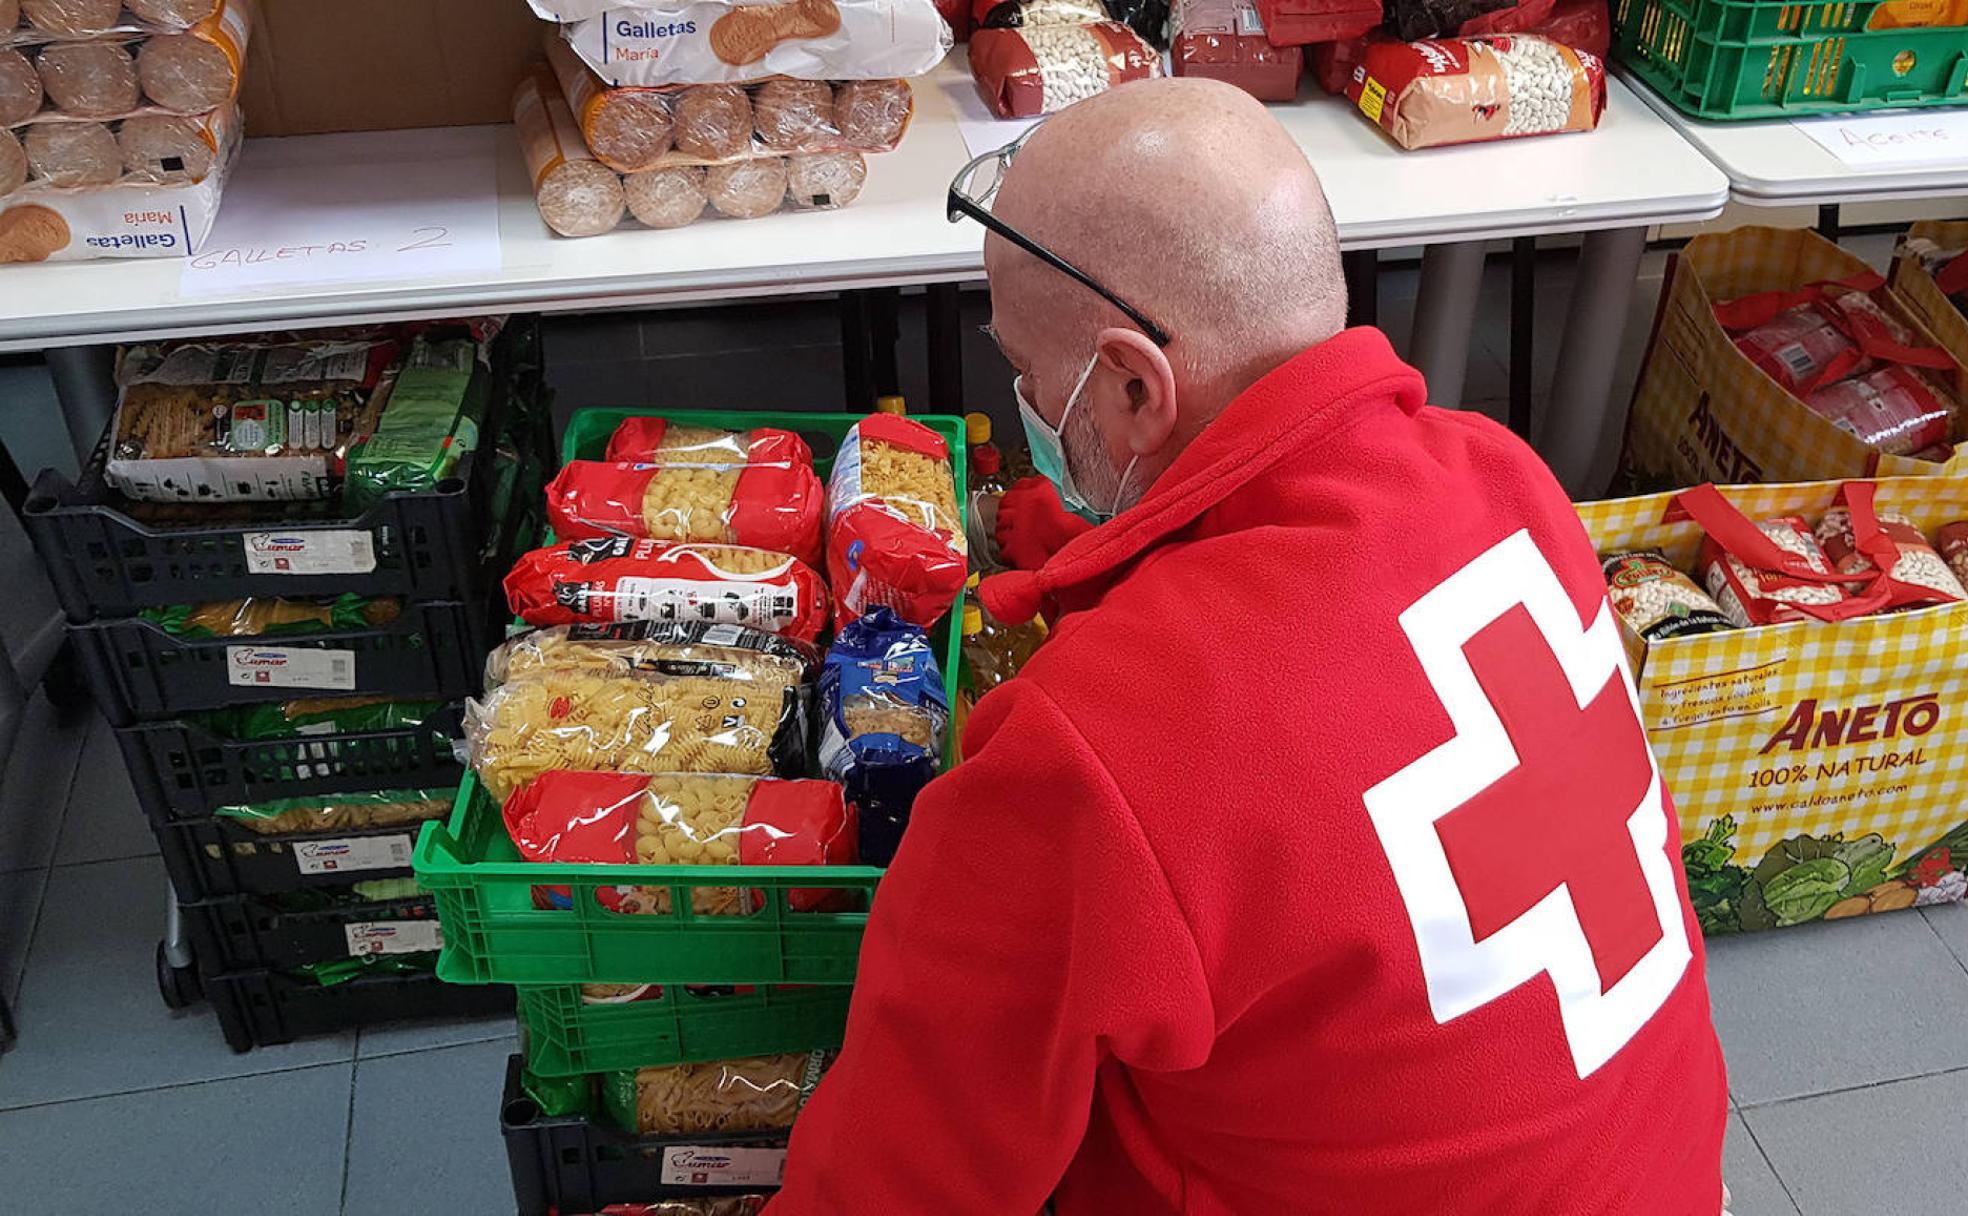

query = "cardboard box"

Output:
[[240, 0, 547, 136]]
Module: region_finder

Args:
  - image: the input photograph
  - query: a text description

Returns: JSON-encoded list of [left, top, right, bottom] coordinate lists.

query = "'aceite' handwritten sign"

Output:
[[181, 129, 501, 297], [1792, 110, 1968, 171]]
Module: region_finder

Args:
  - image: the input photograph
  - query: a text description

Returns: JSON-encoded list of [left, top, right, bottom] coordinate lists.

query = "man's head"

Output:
[[984, 76, 1346, 516]]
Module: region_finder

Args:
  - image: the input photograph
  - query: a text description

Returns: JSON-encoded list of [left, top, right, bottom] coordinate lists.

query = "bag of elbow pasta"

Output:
[[825, 413, 967, 627], [504, 537, 832, 642], [546, 456, 826, 568]]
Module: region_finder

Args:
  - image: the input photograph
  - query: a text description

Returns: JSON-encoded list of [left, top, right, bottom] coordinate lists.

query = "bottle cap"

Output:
[[875, 396, 906, 415], [965, 412, 992, 444]]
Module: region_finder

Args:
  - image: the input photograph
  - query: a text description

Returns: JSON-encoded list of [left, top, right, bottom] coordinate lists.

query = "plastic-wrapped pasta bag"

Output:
[[140, 594, 400, 638], [502, 770, 856, 914], [469, 622, 816, 801], [826, 413, 967, 627], [192, 696, 446, 740], [505, 538, 832, 642], [819, 606, 947, 864], [601, 1050, 832, 1135], [604, 418, 812, 467], [213, 789, 454, 836], [342, 337, 488, 511], [547, 457, 825, 567], [1815, 507, 1966, 610]]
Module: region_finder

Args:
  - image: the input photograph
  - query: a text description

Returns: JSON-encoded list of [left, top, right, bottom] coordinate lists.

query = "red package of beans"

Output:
[[545, 459, 826, 567], [1715, 276, 1960, 397], [1802, 365, 1956, 457], [1345, 35, 1606, 151], [967, 21, 1160, 118], [1255, 0, 1381, 45], [504, 537, 833, 642], [1939, 521, 1968, 587], [504, 770, 856, 915], [826, 413, 968, 627], [1312, 0, 1603, 94], [1696, 515, 1851, 628], [1171, 0, 1304, 102], [604, 418, 813, 468], [1814, 504, 1965, 611]]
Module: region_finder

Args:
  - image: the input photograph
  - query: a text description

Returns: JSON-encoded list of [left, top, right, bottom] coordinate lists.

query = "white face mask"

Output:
[[1014, 354, 1141, 523]]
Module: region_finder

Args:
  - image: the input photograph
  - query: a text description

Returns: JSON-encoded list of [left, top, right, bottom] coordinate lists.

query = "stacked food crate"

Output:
[[416, 407, 965, 1213], [22, 317, 552, 1050]]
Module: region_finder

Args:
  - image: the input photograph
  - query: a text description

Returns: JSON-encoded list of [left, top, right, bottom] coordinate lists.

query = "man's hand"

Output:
[[996, 477, 1095, 571]]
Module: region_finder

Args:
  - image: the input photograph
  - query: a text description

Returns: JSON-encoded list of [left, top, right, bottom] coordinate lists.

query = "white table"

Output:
[[1629, 78, 1968, 208]]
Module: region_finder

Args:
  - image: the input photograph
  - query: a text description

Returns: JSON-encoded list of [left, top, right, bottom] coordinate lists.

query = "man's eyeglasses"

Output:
[[946, 126, 1172, 348]]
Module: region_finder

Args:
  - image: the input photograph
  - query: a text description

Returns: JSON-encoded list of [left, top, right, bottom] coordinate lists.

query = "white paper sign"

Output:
[[659, 1145, 788, 1187], [242, 529, 378, 575], [345, 919, 443, 957], [181, 127, 501, 296], [940, 70, 1044, 160], [293, 834, 415, 876], [1793, 110, 1968, 170], [226, 645, 357, 690]]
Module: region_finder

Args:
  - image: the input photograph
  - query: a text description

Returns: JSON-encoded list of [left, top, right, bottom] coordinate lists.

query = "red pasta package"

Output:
[[504, 538, 832, 642], [545, 459, 825, 567], [826, 413, 968, 627], [604, 418, 813, 468], [504, 770, 857, 915]]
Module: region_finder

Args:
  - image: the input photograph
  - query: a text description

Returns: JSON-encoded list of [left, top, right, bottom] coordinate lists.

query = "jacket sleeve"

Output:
[[770, 680, 1214, 1213]]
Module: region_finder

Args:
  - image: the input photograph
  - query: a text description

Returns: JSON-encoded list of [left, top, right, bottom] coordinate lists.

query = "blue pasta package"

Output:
[[818, 606, 948, 865]]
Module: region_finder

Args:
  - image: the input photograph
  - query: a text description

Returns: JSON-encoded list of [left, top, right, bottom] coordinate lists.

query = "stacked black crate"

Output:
[[21, 319, 552, 1050]]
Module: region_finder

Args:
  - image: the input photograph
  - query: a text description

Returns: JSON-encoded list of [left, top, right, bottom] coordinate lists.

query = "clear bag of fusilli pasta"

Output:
[[601, 1051, 833, 1136], [826, 413, 967, 627], [467, 621, 817, 801]]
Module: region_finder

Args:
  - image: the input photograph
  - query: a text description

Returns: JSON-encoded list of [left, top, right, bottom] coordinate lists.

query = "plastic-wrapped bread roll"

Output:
[[706, 157, 787, 220], [753, 79, 837, 151], [25, 121, 120, 187], [137, 31, 237, 112], [0, 48, 41, 128], [545, 31, 675, 173], [625, 166, 707, 230], [832, 79, 912, 150], [38, 42, 141, 119], [21, 0, 122, 35], [0, 130, 26, 199], [126, 0, 220, 27], [118, 110, 224, 183], [786, 151, 864, 209], [514, 68, 626, 238], [675, 85, 752, 161]]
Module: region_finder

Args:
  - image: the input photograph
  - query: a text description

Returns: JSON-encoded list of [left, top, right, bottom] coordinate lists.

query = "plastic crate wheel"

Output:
[[156, 940, 201, 1010]]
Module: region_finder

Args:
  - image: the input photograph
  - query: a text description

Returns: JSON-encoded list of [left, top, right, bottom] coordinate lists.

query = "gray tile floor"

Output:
[[3, 262, 1966, 1214]]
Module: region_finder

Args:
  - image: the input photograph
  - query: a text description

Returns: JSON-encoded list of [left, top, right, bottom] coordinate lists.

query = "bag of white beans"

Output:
[[1698, 516, 1849, 629], [1815, 507, 1966, 610], [967, 19, 1159, 118], [1344, 33, 1603, 150]]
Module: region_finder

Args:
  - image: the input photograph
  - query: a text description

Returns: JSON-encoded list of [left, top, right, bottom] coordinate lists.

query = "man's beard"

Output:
[[1063, 389, 1141, 517]]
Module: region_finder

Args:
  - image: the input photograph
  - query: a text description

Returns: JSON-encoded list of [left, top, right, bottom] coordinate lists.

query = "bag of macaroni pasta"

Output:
[[469, 621, 816, 801], [213, 788, 454, 836], [605, 418, 813, 467], [826, 413, 966, 626], [600, 1050, 832, 1135], [503, 769, 856, 913], [193, 696, 445, 740], [546, 457, 825, 567], [819, 606, 946, 864], [140, 594, 400, 638], [505, 538, 832, 641]]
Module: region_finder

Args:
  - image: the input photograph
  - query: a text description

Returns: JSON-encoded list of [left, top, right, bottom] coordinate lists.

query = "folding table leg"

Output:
[[925, 283, 964, 413], [1537, 225, 1648, 497], [1409, 242, 1487, 408]]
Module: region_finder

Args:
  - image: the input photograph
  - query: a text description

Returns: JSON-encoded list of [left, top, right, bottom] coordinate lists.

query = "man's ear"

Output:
[[1094, 327, 1178, 458]]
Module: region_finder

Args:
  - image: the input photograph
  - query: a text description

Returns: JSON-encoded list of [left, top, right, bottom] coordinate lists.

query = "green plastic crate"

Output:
[[517, 983, 853, 1077], [1614, 0, 1968, 119]]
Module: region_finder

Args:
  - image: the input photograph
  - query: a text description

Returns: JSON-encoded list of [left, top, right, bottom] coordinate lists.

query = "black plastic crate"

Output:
[[22, 320, 549, 622], [184, 891, 445, 975], [500, 1055, 786, 1215], [156, 814, 434, 901], [206, 967, 512, 1052], [117, 705, 464, 822], [70, 598, 490, 726]]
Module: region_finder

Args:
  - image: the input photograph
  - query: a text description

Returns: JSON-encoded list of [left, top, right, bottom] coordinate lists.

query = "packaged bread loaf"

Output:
[[559, 0, 951, 88], [105, 334, 400, 501], [601, 1051, 832, 1135], [1346, 35, 1605, 150], [505, 537, 833, 641], [0, 46, 39, 127], [1815, 506, 1966, 610], [515, 67, 627, 238], [819, 606, 947, 864], [468, 620, 818, 801], [502, 769, 856, 914], [968, 20, 1159, 118], [547, 451, 826, 565], [826, 413, 967, 626]]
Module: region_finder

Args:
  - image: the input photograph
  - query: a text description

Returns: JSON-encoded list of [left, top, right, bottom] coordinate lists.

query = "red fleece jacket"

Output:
[[772, 328, 1728, 1215]]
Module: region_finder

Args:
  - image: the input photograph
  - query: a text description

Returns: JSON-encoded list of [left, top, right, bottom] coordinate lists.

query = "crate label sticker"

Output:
[[659, 1145, 788, 1187], [226, 646, 356, 690], [293, 833, 414, 875], [242, 529, 379, 575], [344, 919, 442, 956]]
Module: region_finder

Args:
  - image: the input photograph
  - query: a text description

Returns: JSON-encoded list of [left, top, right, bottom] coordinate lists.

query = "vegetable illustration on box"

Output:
[[1683, 815, 1968, 935]]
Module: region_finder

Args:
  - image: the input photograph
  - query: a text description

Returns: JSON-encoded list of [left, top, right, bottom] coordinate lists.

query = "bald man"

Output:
[[773, 79, 1728, 1215]]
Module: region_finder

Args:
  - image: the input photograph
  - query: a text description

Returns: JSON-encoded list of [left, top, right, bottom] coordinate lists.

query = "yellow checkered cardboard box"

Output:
[[1578, 476, 1968, 934], [1890, 221, 1968, 374], [1620, 226, 1968, 494]]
